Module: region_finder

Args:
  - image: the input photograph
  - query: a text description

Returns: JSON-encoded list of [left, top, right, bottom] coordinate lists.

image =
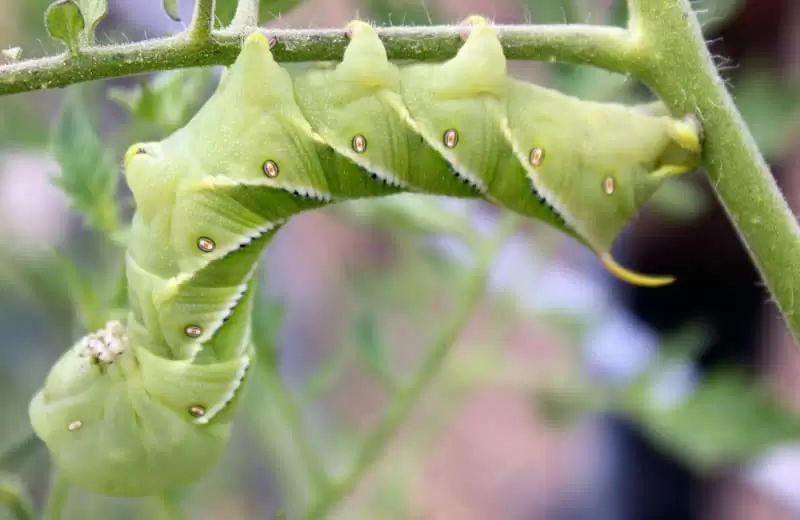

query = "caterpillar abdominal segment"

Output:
[[447, 163, 485, 192], [531, 185, 567, 226], [29, 16, 702, 497]]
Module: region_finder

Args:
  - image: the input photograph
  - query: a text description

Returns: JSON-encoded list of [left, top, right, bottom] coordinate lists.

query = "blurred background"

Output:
[[2, 0, 800, 518]]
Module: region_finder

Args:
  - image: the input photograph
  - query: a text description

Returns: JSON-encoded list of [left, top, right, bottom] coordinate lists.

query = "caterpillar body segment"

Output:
[[27, 321, 245, 496], [29, 16, 702, 497]]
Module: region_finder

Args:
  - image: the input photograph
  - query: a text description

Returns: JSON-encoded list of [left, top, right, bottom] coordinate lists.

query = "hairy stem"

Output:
[[41, 471, 69, 520], [626, 0, 800, 344], [230, 0, 261, 29], [302, 215, 522, 520], [189, 0, 216, 41], [0, 24, 632, 96]]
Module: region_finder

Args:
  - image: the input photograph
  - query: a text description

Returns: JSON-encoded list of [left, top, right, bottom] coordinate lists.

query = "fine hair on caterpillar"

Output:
[[28, 15, 702, 497]]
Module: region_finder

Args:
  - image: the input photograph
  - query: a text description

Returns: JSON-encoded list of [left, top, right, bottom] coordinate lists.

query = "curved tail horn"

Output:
[[599, 253, 675, 288]]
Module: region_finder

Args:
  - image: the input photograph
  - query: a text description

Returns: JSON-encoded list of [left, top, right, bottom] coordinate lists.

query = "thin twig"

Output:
[[255, 361, 331, 493], [155, 493, 187, 520], [189, 0, 216, 41], [302, 215, 522, 520], [41, 470, 69, 520], [230, 0, 261, 30], [0, 24, 633, 96]]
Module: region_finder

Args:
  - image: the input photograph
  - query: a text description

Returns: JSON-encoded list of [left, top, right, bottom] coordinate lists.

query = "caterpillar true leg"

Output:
[[648, 115, 703, 181], [668, 114, 704, 152]]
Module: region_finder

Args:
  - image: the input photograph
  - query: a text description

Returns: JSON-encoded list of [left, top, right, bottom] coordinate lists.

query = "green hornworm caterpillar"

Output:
[[28, 16, 701, 497]]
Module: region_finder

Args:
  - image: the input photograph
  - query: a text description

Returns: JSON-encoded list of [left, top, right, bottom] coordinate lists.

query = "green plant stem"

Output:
[[242, 367, 326, 518], [625, 0, 800, 345], [155, 493, 187, 520], [0, 474, 35, 520], [6, 499, 34, 520], [230, 0, 260, 29], [189, 0, 216, 41], [0, 24, 631, 96], [256, 361, 331, 493], [41, 471, 69, 520], [302, 215, 522, 520]]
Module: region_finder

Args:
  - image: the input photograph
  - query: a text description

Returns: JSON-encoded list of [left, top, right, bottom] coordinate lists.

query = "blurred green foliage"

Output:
[[536, 324, 800, 472], [108, 68, 214, 136], [50, 89, 120, 235], [1, 0, 800, 518], [620, 366, 800, 471], [0, 475, 34, 520], [734, 66, 800, 159]]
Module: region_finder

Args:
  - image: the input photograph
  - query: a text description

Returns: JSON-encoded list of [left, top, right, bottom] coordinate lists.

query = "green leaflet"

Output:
[[50, 89, 121, 235], [29, 16, 702, 497], [162, 0, 179, 22], [76, 0, 108, 45], [44, 0, 85, 55]]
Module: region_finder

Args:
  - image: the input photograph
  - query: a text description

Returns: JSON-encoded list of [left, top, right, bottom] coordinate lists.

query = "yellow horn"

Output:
[[599, 253, 675, 288]]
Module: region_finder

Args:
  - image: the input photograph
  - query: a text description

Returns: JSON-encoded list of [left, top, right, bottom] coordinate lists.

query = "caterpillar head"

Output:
[[123, 140, 187, 222], [28, 321, 246, 497]]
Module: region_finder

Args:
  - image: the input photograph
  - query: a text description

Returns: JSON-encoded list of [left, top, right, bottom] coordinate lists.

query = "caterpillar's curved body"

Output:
[[28, 17, 701, 497]]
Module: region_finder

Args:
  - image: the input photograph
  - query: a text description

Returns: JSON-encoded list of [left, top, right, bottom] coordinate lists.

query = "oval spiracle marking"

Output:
[[189, 405, 206, 418], [185, 325, 203, 338], [67, 420, 83, 432], [197, 237, 215, 252], [443, 129, 459, 148], [263, 160, 279, 178], [352, 135, 367, 153], [530, 148, 545, 167], [604, 176, 616, 195]]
